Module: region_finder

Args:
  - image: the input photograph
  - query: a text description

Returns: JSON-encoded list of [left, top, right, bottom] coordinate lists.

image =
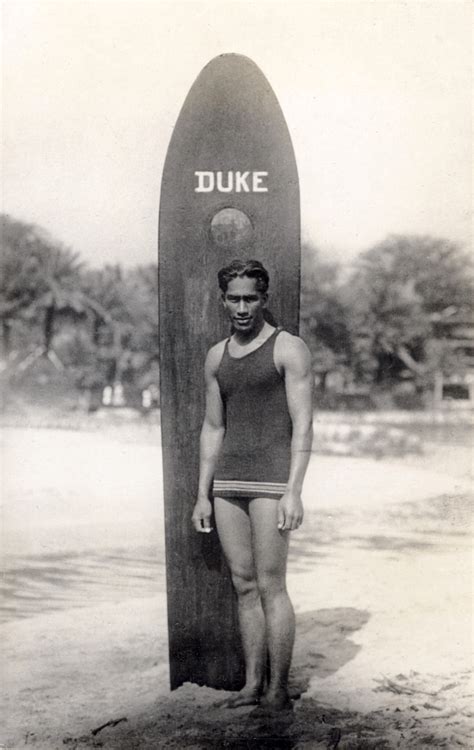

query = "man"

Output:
[[192, 258, 313, 712]]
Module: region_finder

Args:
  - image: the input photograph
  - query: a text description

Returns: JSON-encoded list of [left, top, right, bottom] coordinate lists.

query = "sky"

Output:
[[2, 0, 472, 268]]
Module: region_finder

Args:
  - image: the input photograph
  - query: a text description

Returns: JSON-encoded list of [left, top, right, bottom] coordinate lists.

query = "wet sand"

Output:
[[1, 423, 472, 748]]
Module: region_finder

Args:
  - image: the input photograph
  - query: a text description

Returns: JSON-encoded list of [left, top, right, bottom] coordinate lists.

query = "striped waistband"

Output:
[[213, 479, 287, 499]]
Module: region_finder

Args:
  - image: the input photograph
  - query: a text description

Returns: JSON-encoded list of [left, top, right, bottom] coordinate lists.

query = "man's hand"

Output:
[[192, 497, 214, 533], [277, 491, 304, 531]]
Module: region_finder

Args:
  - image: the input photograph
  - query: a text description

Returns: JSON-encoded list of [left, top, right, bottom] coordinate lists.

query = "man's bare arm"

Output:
[[276, 334, 313, 530], [192, 343, 226, 532]]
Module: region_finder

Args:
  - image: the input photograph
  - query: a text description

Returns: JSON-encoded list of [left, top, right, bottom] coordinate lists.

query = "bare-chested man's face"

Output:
[[221, 276, 267, 336]]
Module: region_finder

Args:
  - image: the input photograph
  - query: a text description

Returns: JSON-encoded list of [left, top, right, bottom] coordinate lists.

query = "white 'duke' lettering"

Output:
[[194, 171, 268, 193]]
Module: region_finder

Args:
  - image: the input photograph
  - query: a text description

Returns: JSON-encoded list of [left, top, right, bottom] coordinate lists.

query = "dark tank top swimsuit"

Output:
[[213, 327, 292, 499]]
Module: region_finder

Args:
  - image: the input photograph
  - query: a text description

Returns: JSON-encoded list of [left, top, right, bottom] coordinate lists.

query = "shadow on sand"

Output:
[[62, 607, 374, 750], [290, 608, 370, 695]]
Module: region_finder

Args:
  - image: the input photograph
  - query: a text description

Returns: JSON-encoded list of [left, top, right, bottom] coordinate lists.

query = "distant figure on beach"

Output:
[[192, 259, 313, 712]]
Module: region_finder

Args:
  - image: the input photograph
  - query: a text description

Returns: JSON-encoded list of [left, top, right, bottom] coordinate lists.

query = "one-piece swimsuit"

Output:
[[213, 327, 292, 500]]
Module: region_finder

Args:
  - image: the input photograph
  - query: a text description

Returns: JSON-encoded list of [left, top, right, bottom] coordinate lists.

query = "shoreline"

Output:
[[1, 425, 472, 748]]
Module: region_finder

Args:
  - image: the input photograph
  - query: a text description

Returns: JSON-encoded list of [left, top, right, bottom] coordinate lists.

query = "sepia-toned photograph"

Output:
[[1, 1, 472, 748]]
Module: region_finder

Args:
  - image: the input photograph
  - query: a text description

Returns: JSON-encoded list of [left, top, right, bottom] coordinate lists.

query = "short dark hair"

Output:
[[217, 259, 269, 294]]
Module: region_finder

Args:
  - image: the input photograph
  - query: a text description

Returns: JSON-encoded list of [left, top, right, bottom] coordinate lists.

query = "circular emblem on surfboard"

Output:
[[210, 208, 253, 250]]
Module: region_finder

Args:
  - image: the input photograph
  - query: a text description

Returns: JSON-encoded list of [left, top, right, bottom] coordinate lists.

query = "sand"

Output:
[[1, 423, 472, 748]]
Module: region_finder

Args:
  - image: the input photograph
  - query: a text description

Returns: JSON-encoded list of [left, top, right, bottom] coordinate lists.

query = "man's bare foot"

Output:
[[288, 684, 302, 700], [215, 688, 260, 708], [249, 689, 293, 716]]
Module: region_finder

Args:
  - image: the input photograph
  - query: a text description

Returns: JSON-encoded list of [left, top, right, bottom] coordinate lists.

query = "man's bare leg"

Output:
[[249, 497, 294, 710], [214, 496, 266, 706]]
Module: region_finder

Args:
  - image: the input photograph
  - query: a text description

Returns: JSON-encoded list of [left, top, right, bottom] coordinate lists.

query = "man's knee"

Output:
[[256, 569, 286, 601], [231, 569, 258, 599]]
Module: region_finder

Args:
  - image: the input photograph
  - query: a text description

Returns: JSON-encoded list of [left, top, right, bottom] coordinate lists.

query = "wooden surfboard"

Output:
[[159, 53, 300, 691]]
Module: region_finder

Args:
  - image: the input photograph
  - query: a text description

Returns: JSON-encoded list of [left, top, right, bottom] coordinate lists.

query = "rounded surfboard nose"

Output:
[[159, 53, 300, 691]]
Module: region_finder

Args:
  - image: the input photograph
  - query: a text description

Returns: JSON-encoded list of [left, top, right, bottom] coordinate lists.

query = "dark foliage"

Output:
[[1, 215, 471, 402]]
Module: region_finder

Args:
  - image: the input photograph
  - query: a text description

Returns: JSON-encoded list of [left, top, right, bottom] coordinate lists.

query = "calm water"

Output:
[[1, 547, 166, 623], [2, 491, 471, 625]]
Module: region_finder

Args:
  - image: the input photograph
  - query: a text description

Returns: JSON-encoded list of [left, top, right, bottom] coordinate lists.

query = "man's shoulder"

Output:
[[275, 331, 311, 369], [205, 339, 227, 373], [276, 330, 310, 354]]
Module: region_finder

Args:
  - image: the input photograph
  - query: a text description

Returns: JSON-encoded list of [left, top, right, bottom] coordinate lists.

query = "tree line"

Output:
[[301, 235, 472, 404], [1, 214, 472, 405], [1, 215, 158, 398]]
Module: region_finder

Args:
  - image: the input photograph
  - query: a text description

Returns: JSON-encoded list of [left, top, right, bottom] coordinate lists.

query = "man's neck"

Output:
[[232, 319, 270, 346]]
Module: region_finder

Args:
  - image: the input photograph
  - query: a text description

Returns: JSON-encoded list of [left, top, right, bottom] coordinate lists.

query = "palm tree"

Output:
[[0, 215, 44, 355], [30, 243, 84, 354], [0, 215, 118, 371]]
